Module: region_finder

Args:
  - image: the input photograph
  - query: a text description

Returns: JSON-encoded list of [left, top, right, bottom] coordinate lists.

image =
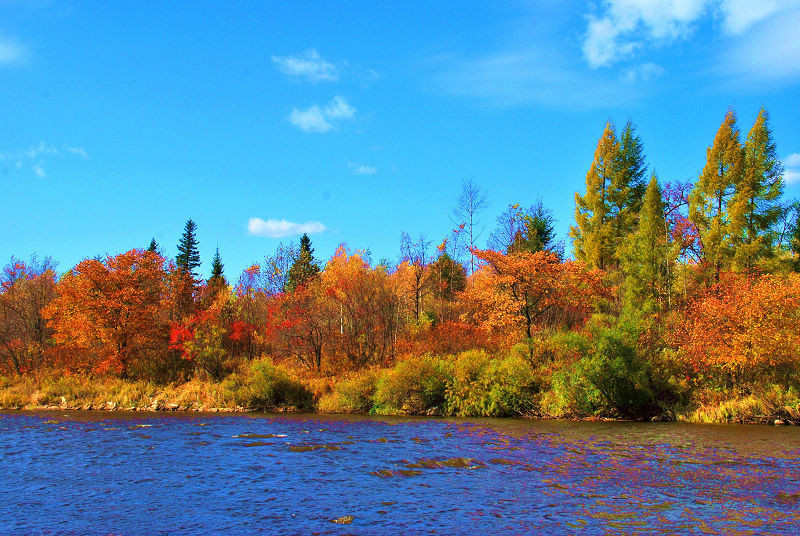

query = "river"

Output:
[[1, 411, 798, 535]]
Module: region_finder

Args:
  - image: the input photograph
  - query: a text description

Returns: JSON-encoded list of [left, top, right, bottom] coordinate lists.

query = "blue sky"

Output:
[[2, 0, 800, 280]]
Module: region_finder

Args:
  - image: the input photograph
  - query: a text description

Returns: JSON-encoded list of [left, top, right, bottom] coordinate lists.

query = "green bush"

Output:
[[373, 355, 452, 415], [317, 369, 379, 413], [444, 350, 536, 417], [581, 322, 658, 419], [230, 357, 313, 411]]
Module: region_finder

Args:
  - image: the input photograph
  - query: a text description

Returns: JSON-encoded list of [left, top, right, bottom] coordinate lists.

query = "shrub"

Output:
[[231, 357, 313, 411], [444, 350, 536, 417], [373, 355, 452, 415], [317, 369, 379, 413], [581, 321, 658, 419]]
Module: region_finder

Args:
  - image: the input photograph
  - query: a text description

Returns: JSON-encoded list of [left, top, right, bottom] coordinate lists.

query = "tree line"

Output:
[[2, 107, 799, 419]]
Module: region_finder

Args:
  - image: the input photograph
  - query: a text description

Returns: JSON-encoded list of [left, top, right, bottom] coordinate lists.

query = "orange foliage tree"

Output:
[[0, 257, 58, 374], [322, 246, 401, 369], [672, 272, 800, 384], [466, 249, 607, 341], [43, 250, 168, 377]]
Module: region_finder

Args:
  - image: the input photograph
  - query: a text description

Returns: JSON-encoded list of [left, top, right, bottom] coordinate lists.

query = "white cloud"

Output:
[[583, 0, 709, 68], [32, 165, 45, 178], [0, 36, 26, 66], [348, 162, 377, 175], [785, 153, 800, 167], [288, 106, 332, 133], [718, 0, 799, 34], [248, 218, 327, 238], [785, 153, 800, 184], [271, 49, 339, 82], [622, 62, 665, 83], [288, 96, 356, 133], [324, 96, 356, 120]]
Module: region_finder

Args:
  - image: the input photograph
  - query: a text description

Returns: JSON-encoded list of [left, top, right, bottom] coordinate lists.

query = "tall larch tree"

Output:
[[286, 234, 320, 292], [176, 219, 201, 279], [571, 122, 618, 270], [609, 120, 648, 259], [729, 107, 785, 271], [622, 174, 675, 313], [689, 110, 744, 281]]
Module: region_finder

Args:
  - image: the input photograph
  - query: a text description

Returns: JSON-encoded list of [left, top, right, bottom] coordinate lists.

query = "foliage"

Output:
[[374, 354, 452, 415], [286, 234, 320, 292], [444, 350, 536, 417], [43, 249, 168, 378], [176, 219, 201, 278]]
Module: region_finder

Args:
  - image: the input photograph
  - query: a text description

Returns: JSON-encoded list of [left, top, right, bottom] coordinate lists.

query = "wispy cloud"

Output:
[[785, 153, 800, 184], [348, 161, 377, 175], [621, 62, 665, 83], [288, 96, 357, 133], [722, 7, 800, 84], [248, 218, 327, 238], [0, 35, 27, 66], [0, 141, 88, 178], [272, 49, 339, 82], [427, 49, 632, 109]]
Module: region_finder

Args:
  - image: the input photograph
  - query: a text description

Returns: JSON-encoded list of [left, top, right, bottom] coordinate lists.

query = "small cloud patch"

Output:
[[248, 218, 327, 238], [348, 162, 377, 175], [272, 49, 339, 82], [784, 153, 800, 184], [288, 96, 357, 133]]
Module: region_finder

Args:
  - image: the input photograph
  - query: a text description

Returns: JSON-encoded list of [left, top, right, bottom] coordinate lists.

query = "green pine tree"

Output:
[[286, 234, 320, 292], [511, 202, 559, 255], [208, 246, 226, 288], [147, 237, 159, 253], [689, 110, 743, 281], [729, 107, 785, 271], [176, 219, 201, 278], [622, 174, 676, 313]]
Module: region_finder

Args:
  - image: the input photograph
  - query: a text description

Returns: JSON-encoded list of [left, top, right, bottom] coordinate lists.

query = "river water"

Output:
[[1, 412, 798, 535]]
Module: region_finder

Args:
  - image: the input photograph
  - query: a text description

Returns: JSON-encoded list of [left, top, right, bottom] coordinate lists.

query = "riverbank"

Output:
[[2, 356, 799, 425]]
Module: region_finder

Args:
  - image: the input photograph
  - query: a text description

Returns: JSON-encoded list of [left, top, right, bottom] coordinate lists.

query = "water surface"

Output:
[[1, 411, 798, 535]]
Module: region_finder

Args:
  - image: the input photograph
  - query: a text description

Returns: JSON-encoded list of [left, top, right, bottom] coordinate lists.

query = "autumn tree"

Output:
[[286, 234, 320, 292], [170, 287, 237, 380], [729, 107, 785, 271], [399, 232, 432, 322], [689, 111, 743, 281], [451, 178, 488, 274], [673, 272, 800, 386], [468, 249, 606, 342], [621, 174, 676, 313], [571, 123, 618, 270], [44, 249, 168, 377], [0, 256, 58, 374], [324, 246, 400, 369], [271, 280, 333, 372]]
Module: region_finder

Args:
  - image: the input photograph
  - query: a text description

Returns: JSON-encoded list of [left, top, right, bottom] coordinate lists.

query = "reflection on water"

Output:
[[1, 411, 798, 535]]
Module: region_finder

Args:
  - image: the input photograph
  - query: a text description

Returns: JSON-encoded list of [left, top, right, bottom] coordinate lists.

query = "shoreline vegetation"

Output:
[[3, 110, 800, 426]]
